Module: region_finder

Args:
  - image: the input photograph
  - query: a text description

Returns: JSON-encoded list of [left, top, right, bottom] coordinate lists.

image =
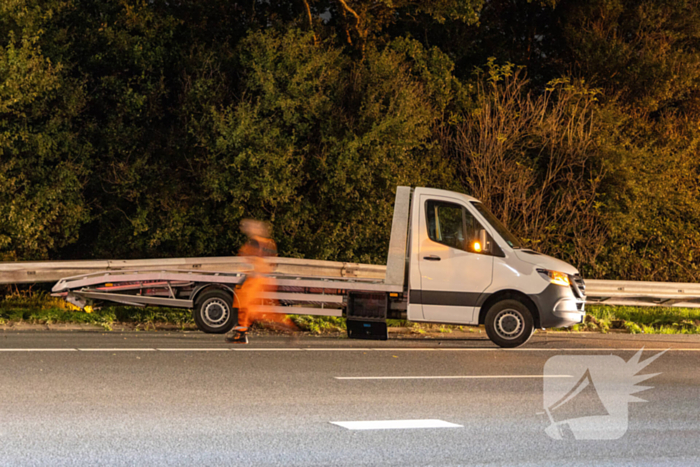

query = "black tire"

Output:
[[193, 289, 237, 334], [484, 299, 534, 348]]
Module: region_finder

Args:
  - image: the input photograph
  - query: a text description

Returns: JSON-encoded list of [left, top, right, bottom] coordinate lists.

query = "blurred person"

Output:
[[225, 219, 303, 344]]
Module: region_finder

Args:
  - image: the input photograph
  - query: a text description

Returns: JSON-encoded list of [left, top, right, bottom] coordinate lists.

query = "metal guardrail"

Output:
[[0, 256, 386, 285], [2, 258, 700, 308], [583, 279, 700, 308]]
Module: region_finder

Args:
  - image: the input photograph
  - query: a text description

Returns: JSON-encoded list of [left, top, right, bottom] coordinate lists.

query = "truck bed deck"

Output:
[[51, 267, 403, 317]]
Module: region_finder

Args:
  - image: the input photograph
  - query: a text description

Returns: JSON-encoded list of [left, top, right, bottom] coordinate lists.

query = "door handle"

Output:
[[423, 255, 441, 261]]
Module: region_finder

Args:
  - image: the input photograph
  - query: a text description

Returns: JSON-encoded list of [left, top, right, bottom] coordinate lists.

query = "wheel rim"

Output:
[[201, 298, 230, 329], [494, 309, 524, 340]]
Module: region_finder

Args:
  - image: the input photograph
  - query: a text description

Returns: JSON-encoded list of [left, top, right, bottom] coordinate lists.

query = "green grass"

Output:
[[0, 290, 194, 330], [569, 305, 700, 334], [288, 315, 346, 334], [2, 290, 700, 334]]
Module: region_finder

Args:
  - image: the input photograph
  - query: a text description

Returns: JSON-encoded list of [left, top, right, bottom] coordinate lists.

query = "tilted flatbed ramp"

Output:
[[52, 268, 402, 312]]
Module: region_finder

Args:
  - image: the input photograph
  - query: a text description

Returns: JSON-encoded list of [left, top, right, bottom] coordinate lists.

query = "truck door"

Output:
[[416, 196, 494, 324]]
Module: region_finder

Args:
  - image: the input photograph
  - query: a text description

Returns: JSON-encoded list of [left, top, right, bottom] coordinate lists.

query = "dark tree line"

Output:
[[1, 0, 700, 281]]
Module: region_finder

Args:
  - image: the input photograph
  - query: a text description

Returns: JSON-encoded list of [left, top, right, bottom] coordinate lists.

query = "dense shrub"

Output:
[[2, 0, 699, 281]]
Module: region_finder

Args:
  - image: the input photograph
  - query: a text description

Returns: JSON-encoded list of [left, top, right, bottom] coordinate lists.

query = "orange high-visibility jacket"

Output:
[[235, 236, 277, 327]]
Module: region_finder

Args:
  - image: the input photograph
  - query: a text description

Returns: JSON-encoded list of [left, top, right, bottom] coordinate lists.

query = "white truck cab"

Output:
[[402, 187, 585, 347]]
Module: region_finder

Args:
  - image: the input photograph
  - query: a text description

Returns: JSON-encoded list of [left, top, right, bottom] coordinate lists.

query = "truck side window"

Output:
[[426, 200, 487, 253]]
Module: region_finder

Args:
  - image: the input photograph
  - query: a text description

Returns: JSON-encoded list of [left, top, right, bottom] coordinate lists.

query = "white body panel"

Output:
[[415, 192, 493, 324], [406, 187, 583, 327]]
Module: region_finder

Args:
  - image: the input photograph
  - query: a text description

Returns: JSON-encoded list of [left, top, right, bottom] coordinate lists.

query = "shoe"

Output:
[[225, 331, 248, 344]]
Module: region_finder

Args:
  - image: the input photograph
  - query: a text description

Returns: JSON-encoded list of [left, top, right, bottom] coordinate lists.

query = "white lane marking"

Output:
[[232, 348, 303, 351], [331, 419, 463, 430], [373, 348, 437, 351], [381, 348, 700, 352], [234, 347, 698, 352], [335, 375, 573, 380], [77, 348, 157, 352], [514, 348, 700, 351], [157, 348, 231, 351], [0, 347, 697, 352], [304, 348, 373, 351]]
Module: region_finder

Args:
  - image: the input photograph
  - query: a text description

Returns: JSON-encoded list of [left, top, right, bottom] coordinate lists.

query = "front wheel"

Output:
[[193, 289, 237, 334], [484, 299, 534, 348]]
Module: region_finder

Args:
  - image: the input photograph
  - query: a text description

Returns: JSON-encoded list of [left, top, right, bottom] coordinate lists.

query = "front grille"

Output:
[[569, 274, 586, 299]]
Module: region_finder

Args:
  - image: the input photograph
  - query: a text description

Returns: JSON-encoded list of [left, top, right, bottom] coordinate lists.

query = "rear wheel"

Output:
[[484, 299, 534, 348], [193, 289, 237, 334]]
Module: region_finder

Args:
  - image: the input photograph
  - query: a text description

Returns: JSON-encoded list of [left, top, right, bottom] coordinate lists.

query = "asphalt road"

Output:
[[0, 331, 698, 466]]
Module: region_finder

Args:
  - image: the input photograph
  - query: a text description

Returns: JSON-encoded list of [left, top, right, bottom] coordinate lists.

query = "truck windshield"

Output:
[[471, 202, 523, 249]]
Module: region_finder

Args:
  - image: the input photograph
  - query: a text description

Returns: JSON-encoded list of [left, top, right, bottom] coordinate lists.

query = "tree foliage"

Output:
[[452, 66, 605, 274], [1, 0, 700, 282], [0, 1, 89, 260]]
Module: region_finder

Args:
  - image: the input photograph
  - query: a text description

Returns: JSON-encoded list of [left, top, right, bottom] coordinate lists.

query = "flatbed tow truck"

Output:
[[52, 187, 586, 347]]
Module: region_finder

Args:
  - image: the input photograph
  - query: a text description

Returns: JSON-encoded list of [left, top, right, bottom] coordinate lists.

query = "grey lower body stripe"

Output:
[[409, 290, 487, 307]]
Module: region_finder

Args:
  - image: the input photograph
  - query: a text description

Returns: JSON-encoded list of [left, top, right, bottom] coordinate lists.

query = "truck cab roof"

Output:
[[413, 187, 480, 204]]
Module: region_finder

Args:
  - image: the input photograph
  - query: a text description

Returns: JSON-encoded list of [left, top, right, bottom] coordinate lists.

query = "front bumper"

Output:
[[531, 283, 585, 329]]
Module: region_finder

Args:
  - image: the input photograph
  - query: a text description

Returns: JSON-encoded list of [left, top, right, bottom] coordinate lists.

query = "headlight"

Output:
[[537, 269, 570, 286]]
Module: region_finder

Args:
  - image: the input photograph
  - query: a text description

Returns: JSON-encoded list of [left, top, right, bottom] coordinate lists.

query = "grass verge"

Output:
[[568, 305, 700, 334], [0, 290, 194, 331], [2, 290, 699, 334]]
